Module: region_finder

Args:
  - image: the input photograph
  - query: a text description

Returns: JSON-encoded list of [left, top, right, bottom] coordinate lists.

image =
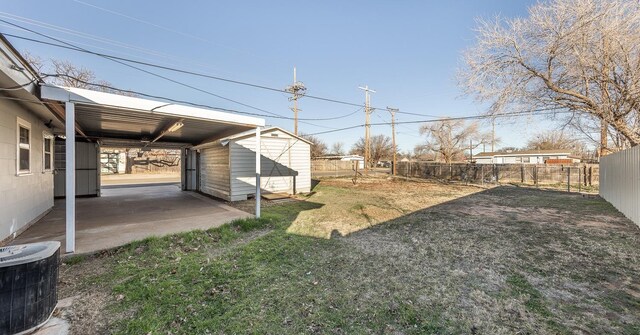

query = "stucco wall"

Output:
[[0, 98, 54, 242]]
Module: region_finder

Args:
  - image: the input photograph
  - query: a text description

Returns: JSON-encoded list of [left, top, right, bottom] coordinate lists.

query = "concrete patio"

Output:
[[11, 184, 252, 254]]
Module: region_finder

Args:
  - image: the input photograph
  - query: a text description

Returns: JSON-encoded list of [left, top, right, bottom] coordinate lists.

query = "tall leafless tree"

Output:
[[418, 120, 490, 163], [459, 0, 640, 148], [330, 142, 345, 156], [525, 130, 588, 155], [351, 135, 395, 167], [299, 133, 328, 159], [22, 53, 135, 96]]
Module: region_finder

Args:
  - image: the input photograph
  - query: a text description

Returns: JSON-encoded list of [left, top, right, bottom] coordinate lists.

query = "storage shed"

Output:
[[196, 127, 311, 201]]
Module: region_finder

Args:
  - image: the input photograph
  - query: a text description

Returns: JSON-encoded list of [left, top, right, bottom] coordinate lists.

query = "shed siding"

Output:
[[230, 129, 311, 199], [0, 98, 54, 242], [199, 142, 231, 201]]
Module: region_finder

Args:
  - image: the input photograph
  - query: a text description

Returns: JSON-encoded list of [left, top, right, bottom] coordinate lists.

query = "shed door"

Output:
[[54, 139, 100, 197], [183, 148, 198, 191], [261, 137, 294, 193]]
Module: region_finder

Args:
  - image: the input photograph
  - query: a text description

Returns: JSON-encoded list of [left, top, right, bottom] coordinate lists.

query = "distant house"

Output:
[[316, 155, 365, 169], [474, 149, 581, 164]]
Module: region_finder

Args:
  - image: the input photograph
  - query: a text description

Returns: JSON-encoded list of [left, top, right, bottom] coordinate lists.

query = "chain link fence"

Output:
[[397, 162, 599, 192]]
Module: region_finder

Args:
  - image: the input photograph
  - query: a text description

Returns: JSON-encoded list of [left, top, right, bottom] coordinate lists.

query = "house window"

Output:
[[17, 117, 31, 174], [43, 133, 53, 171], [522, 157, 530, 163]]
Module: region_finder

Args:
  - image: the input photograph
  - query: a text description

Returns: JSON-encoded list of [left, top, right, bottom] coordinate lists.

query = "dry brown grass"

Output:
[[286, 177, 486, 238], [57, 177, 640, 334]]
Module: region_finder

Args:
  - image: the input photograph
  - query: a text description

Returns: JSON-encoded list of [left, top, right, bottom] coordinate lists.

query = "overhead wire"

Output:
[[37, 74, 364, 121], [0, 17, 572, 137], [0, 92, 573, 140], [3, 31, 440, 118], [0, 20, 307, 121], [1, 29, 363, 123]]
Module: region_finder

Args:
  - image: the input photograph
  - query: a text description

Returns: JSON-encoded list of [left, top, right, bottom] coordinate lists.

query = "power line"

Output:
[[38, 74, 362, 121], [2, 29, 363, 123], [305, 109, 573, 136], [0, 20, 302, 120], [2, 31, 440, 118], [0, 92, 573, 139], [70, 0, 263, 60]]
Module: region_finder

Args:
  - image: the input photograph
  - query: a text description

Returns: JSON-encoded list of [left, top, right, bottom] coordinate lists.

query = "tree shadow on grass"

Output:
[[298, 185, 639, 334]]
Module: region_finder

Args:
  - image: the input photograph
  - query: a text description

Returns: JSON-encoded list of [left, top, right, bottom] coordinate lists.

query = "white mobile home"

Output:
[[196, 127, 311, 201], [474, 150, 580, 164]]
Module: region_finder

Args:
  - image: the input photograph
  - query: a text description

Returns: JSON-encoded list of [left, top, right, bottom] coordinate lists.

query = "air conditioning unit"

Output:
[[0, 241, 60, 335]]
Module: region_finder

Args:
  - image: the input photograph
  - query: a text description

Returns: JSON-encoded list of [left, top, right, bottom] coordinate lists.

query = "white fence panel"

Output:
[[599, 146, 640, 227]]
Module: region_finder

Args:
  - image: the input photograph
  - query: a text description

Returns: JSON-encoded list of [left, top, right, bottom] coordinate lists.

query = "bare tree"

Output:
[[299, 133, 328, 159], [330, 142, 345, 156], [526, 131, 579, 150], [418, 120, 489, 163], [351, 135, 394, 167], [22, 53, 135, 96], [525, 130, 590, 156], [459, 0, 640, 148], [22, 52, 46, 76]]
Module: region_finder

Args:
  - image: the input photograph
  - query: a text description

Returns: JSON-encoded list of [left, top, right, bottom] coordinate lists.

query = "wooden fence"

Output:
[[397, 162, 599, 191], [599, 146, 640, 227], [311, 160, 355, 172]]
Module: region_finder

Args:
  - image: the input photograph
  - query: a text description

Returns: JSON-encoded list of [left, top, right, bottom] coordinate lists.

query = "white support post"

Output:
[[65, 102, 76, 253], [255, 127, 261, 218]]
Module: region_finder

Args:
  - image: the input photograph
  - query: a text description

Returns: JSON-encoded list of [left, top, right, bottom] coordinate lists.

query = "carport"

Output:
[[39, 85, 266, 253]]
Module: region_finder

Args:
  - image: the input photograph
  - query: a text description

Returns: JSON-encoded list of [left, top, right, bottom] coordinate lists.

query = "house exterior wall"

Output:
[[198, 142, 231, 200], [0, 98, 54, 242], [231, 129, 311, 201]]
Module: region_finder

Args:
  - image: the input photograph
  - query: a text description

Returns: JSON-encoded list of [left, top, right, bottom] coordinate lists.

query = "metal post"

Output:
[[578, 166, 581, 193], [65, 102, 75, 253], [255, 127, 261, 218]]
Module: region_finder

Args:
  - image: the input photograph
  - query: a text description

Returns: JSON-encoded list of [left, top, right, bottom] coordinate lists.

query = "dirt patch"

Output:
[[286, 177, 486, 238]]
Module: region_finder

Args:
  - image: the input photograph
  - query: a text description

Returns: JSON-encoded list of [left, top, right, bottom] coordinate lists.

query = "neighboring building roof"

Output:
[[475, 149, 573, 157]]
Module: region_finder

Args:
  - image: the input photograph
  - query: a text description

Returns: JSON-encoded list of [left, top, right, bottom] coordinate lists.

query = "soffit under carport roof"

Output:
[[39, 85, 265, 146]]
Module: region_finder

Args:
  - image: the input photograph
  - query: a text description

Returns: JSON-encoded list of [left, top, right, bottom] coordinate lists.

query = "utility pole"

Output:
[[358, 85, 375, 172], [285, 67, 306, 135], [387, 107, 398, 175]]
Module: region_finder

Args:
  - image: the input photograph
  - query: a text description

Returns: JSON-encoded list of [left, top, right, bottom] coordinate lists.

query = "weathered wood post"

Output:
[[578, 166, 581, 193], [567, 167, 571, 193]]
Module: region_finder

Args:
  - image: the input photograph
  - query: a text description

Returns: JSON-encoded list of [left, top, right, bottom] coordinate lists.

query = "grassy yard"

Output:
[[58, 178, 640, 334]]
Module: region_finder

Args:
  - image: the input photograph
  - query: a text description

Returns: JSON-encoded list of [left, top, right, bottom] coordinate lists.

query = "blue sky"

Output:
[[1, 0, 552, 153]]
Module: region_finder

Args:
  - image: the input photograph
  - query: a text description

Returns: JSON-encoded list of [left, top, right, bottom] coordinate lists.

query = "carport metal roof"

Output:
[[40, 85, 265, 147]]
